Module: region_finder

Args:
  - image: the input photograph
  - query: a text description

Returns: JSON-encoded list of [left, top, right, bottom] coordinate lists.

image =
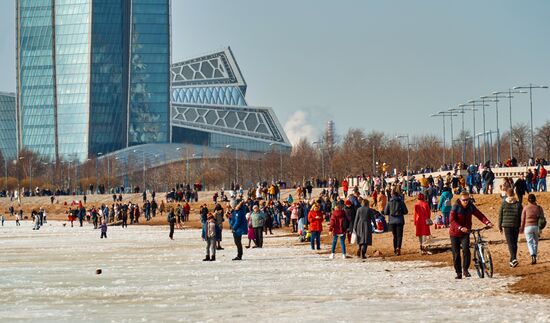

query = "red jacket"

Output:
[[414, 200, 431, 237], [329, 209, 346, 235], [449, 200, 490, 237], [308, 210, 323, 232], [540, 167, 547, 179]]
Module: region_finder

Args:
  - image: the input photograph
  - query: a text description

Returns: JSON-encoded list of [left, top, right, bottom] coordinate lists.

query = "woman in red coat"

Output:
[[329, 203, 347, 259], [308, 204, 323, 250], [414, 193, 432, 254]]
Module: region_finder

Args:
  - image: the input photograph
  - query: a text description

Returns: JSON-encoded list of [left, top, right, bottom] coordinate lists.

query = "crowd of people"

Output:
[[1, 160, 549, 280]]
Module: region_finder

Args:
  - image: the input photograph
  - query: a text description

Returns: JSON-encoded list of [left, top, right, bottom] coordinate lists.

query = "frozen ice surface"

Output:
[[0, 222, 549, 322]]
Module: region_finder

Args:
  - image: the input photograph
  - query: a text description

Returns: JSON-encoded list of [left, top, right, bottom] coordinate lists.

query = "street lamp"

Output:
[[269, 142, 283, 181], [513, 84, 548, 159], [459, 102, 488, 164], [225, 145, 238, 185], [176, 146, 190, 184], [312, 140, 325, 179], [449, 107, 466, 162], [492, 90, 527, 161], [133, 149, 145, 192], [396, 135, 410, 177], [96, 152, 103, 194], [430, 111, 457, 166], [469, 98, 498, 164]]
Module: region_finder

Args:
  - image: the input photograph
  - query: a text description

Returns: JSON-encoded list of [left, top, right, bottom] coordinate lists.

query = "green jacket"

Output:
[[250, 211, 266, 228], [499, 198, 522, 229]]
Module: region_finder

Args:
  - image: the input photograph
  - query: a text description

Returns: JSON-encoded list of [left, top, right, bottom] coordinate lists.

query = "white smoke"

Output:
[[283, 110, 317, 146]]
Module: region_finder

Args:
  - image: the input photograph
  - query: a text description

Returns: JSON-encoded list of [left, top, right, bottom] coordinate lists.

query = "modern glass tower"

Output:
[[16, 0, 170, 162], [0, 92, 17, 161]]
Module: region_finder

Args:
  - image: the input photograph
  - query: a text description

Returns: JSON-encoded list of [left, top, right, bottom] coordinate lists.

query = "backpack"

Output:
[[538, 206, 547, 231], [444, 197, 451, 207]]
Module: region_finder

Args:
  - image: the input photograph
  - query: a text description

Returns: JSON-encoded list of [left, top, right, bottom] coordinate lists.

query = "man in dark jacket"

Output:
[[514, 174, 528, 205], [229, 201, 248, 260], [449, 191, 493, 279], [499, 188, 522, 267], [384, 190, 408, 256]]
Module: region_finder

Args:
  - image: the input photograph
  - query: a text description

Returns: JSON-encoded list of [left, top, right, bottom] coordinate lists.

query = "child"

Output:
[[203, 213, 217, 261], [100, 220, 108, 239], [245, 212, 255, 249]]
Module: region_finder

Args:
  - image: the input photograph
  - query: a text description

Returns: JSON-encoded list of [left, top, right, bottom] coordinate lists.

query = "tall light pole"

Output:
[[312, 140, 325, 179], [396, 135, 410, 176], [269, 143, 283, 181], [96, 152, 103, 194], [492, 90, 527, 161], [176, 146, 190, 183], [459, 102, 488, 164], [133, 149, 145, 192], [225, 145, 238, 185], [430, 111, 456, 166], [469, 98, 498, 164], [513, 84, 548, 159], [449, 107, 466, 162]]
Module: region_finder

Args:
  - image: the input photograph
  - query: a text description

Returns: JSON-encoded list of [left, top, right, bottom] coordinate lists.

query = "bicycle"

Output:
[[471, 227, 493, 278]]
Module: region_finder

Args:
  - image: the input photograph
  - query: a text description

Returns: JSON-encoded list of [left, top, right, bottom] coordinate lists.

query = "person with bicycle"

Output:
[[449, 191, 494, 279]]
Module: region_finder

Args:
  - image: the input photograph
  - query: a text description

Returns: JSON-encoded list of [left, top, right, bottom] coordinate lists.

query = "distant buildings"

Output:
[[0, 92, 16, 161], [16, 0, 170, 161], [11, 1, 288, 164]]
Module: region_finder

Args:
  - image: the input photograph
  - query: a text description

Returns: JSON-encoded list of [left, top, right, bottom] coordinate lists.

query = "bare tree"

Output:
[[536, 121, 550, 160]]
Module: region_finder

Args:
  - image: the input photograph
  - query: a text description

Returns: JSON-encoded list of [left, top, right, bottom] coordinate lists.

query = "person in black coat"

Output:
[[353, 199, 377, 259], [514, 174, 528, 206]]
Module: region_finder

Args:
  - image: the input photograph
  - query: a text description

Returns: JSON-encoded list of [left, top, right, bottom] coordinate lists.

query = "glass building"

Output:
[[16, 0, 170, 162], [0, 92, 17, 161], [171, 48, 291, 153]]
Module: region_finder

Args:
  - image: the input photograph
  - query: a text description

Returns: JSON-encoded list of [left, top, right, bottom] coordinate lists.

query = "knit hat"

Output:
[[418, 193, 425, 201]]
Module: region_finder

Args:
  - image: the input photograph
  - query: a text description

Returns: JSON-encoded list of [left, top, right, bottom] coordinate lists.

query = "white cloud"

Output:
[[283, 110, 317, 146]]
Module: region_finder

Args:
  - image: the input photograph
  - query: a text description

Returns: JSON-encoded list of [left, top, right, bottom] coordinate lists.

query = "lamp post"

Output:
[[396, 135, 410, 177], [133, 149, 145, 192], [460, 102, 488, 164], [312, 140, 325, 179], [176, 147, 190, 184], [449, 108, 466, 162], [96, 152, 103, 194], [492, 90, 527, 161], [513, 84, 548, 159], [430, 111, 457, 166], [469, 98, 498, 164], [225, 145, 238, 185], [269, 143, 283, 181]]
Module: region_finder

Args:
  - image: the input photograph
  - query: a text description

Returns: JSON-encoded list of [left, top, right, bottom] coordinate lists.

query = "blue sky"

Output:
[[2, 0, 549, 145]]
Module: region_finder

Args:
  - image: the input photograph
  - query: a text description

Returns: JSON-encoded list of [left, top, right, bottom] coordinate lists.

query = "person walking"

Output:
[[329, 203, 347, 259], [499, 188, 523, 268], [414, 193, 432, 254], [250, 205, 266, 248], [514, 174, 528, 206], [353, 199, 376, 259], [307, 203, 323, 250], [449, 191, 493, 279], [520, 194, 545, 265], [203, 213, 217, 261], [438, 186, 453, 227], [167, 208, 176, 240], [229, 201, 248, 260], [384, 190, 408, 256]]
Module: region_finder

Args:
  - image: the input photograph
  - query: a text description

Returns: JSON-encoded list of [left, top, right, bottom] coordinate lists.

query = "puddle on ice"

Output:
[[0, 222, 549, 322]]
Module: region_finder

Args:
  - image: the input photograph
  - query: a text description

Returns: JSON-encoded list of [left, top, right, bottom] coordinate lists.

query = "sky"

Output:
[[1, 0, 550, 146]]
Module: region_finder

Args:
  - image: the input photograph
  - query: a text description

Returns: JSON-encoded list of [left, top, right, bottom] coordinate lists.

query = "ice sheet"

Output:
[[0, 222, 548, 322]]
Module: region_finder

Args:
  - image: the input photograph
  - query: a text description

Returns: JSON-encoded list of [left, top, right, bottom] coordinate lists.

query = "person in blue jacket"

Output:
[[438, 186, 453, 227], [229, 200, 249, 261]]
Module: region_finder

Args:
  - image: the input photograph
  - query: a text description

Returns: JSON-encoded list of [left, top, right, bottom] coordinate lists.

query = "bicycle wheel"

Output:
[[474, 247, 485, 278], [483, 248, 493, 278]]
